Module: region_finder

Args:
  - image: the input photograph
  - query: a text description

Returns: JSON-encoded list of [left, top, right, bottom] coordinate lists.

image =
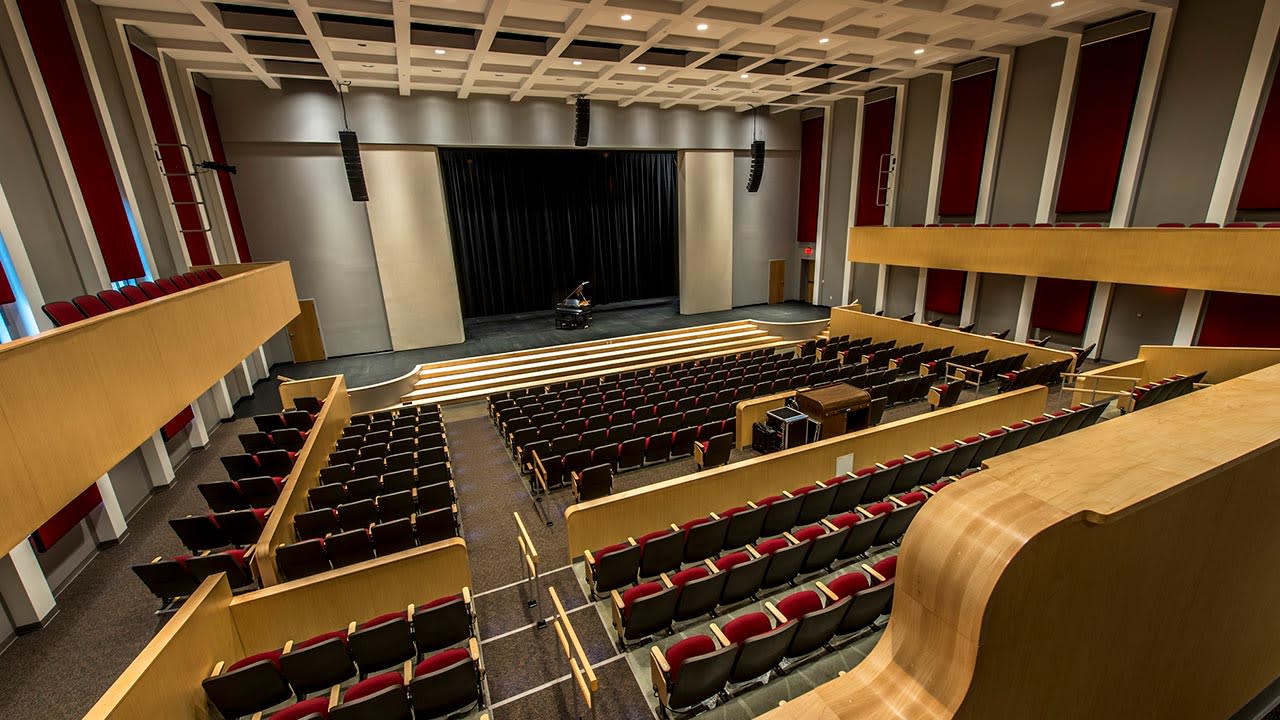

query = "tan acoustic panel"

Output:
[[0, 262, 298, 555], [846, 227, 1280, 296]]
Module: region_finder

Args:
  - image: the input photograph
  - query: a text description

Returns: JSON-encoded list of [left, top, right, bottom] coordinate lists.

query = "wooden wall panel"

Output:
[[1138, 345, 1280, 385], [564, 387, 1048, 562], [845, 227, 1280, 296], [828, 307, 1076, 370], [253, 375, 350, 586], [759, 362, 1280, 720], [0, 262, 298, 554], [735, 389, 799, 448], [83, 578, 240, 720]]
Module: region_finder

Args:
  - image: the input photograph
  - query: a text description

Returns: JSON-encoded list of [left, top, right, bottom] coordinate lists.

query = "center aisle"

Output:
[[444, 413, 657, 719]]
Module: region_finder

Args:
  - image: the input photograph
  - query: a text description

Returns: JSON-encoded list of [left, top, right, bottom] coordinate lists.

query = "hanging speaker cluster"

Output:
[[574, 97, 591, 147], [747, 139, 766, 193], [339, 130, 368, 202]]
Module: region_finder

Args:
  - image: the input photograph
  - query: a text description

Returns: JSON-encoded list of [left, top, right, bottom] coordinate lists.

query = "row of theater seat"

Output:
[[311, 461, 452, 508], [909, 222, 1280, 228], [132, 548, 256, 612], [996, 357, 1073, 393], [276, 508, 460, 582], [169, 508, 268, 553], [39, 268, 223, 327], [300, 480, 456, 536], [1130, 371, 1206, 412], [202, 590, 483, 720], [651, 557, 897, 717]]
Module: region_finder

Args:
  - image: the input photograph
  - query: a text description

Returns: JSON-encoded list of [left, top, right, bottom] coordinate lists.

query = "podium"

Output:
[[795, 383, 872, 437]]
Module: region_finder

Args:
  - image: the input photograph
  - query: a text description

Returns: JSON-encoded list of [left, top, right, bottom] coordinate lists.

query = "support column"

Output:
[[1080, 282, 1114, 358], [0, 541, 56, 632], [1109, 10, 1174, 227], [1015, 276, 1038, 343], [1174, 290, 1206, 346], [1036, 35, 1082, 224], [959, 272, 980, 326], [87, 474, 128, 545], [210, 379, 234, 421], [923, 70, 953, 225], [913, 269, 927, 321], [250, 346, 270, 381], [874, 265, 888, 314], [188, 399, 211, 448], [139, 431, 175, 488]]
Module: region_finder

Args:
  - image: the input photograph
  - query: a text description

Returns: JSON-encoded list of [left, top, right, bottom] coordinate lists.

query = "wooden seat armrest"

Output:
[[710, 623, 730, 647], [651, 645, 670, 673], [283, 640, 294, 654], [570, 471, 581, 486], [862, 564, 887, 582], [451, 503, 459, 515], [709, 512, 721, 521], [746, 546, 762, 559], [923, 487, 938, 496], [746, 501, 759, 509], [660, 572, 674, 588], [815, 581, 838, 602], [844, 471, 857, 479], [250, 713, 263, 720], [462, 586, 472, 605], [782, 532, 799, 545], [820, 519, 840, 532], [902, 454, 917, 461], [470, 637, 483, 673], [669, 524, 680, 533], [209, 660, 225, 678], [814, 480, 827, 488], [857, 507, 874, 519], [765, 602, 787, 624], [929, 446, 944, 453], [610, 589, 625, 610], [151, 556, 163, 564], [327, 684, 341, 709], [703, 559, 719, 573], [583, 549, 596, 566], [627, 537, 638, 546], [874, 463, 891, 471], [402, 659, 413, 684], [347, 621, 357, 636], [781, 490, 795, 499], [890, 497, 907, 507], [406, 603, 415, 619]]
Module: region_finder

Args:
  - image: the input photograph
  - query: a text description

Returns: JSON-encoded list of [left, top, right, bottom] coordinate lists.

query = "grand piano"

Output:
[[555, 282, 593, 329]]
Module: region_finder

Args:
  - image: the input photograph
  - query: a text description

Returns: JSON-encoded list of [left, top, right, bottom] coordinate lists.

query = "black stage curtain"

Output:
[[438, 148, 678, 318]]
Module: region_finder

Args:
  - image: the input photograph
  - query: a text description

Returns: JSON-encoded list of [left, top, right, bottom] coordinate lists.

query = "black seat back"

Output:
[[623, 586, 678, 641], [327, 529, 375, 568], [409, 657, 479, 718], [729, 622, 797, 682], [351, 617, 415, 675], [281, 637, 356, 696], [667, 643, 737, 712], [413, 597, 472, 653], [372, 519, 416, 555], [683, 517, 728, 562], [722, 505, 767, 550], [786, 596, 850, 657], [202, 660, 292, 718], [674, 571, 728, 621]]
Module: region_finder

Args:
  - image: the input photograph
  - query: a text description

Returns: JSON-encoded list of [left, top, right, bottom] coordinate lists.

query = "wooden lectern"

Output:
[[794, 383, 872, 437]]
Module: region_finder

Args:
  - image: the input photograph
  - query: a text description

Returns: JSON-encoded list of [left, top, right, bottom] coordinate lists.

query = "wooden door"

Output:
[[800, 259, 816, 304], [287, 299, 327, 363], [768, 259, 786, 304]]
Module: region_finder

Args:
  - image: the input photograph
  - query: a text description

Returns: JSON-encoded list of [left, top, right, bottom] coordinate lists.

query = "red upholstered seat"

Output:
[[721, 611, 772, 644], [420, 594, 462, 610], [344, 671, 403, 702], [790, 484, 818, 495], [270, 697, 331, 720], [1157, 223, 1186, 227], [881, 458, 905, 468], [621, 582, 664, 618], [792, 525, 825, 543], [935, 443, 958, 452], [829, 512, 860, 529], [415, 647, 470, 676], [720, 505, 750, 517], [756, 494, 785, 506], [928, 480, 953, 493], [852, 466, 876, 478], [825, 475, 846, 485], [827, 572, 871, 599], [42, 301, 86, 327], [296, 629, 348, 650], [1005, 422, 1028, 431], [898, 492, 927, 506], [776, 590, 823, 621], [636, 529, 673, 549], [873, 556, 898, 580], [754, 538, 789, 555], [863, 502, 894, 516], [229, 649, 283, 672], [225, 549, 248, 565], [961, 435, 982, 444], [671, 566, 709, 587], [361, 611, 405, 630], [715, 551, 751, 571], [665, 635, 716, 681], [590, 542, 630, 564], [681, 517, 711, 532]]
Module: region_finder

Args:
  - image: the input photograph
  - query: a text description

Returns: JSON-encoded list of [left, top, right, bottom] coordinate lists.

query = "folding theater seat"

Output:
[[71, 293, 112, 317], [584, 540, 641, 599], [618, 436, 646, 471], [254, 413, 287, 433], [408, 642, 484, 718], [417, 461, 452, 486], [271, 428, 308, 452], [327, 529, 375, 568], [41, 301, 85, 326], [132, 557, 200, 611], [757, 493, 803, 537], [918, 444, 957, 486], [308, 483, 347, 510], [772, 589, 850, 660], [893, 450, 932, 493], [792, 482, 838, 526], [644, 431, 673, 465], [755, 537, 807, 589], [714, 550, 768, 606], [651, 633, 737, 717], [611, 580, 678, 648], [119, 284, 149, 304], [415, 506, 460, 545], [416, 481, 455, 512], [240, 432, 276, 454], [670, 565, 728, 622], [222, 454, 264, 481], [827, 471, 871, 514], [258, 449, 296, 477], [282, 409, 316, 431], [167, 552, 254, 598], [328, 449, 359, 468], [295, 508, 339, 541], [138, 280, 167, 298], [864, 460, 902, 501], [412, 591, 474, 654], [372, 518, 416, 556], [330, 670, 411, 720], [345, 477, 382, 503], [827, 510, 887, 561], [277, 539, 331, 581], [169, 515, 230, 552], [874, 492, 927, 546], [353, 458, 384, 479], [377, 490, 415, 522], [239, 476, 286, 508], [202, 650, 293, 719], [217, 508, 268, 546], [790, 523, 847, 574], [97, 288, 133, 310], [820, 572, 895, 639], [169, 275, 192, 290], [716, 610, 796, 687], [349, 607, 416, 677], [681, 515, 728, 563], [944, 436, 984, 476], [637, 528, 684, 578], [720, 504, 767, 550], [280, 629, 356, 699], [866, 555, 899, 608], [199, 480, 249, 513], [571, 463, 613, 503], [337, 499, 378, 530]]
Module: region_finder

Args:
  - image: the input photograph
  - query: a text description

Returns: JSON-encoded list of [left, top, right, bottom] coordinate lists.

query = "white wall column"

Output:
[[884, 85, 907, 226], [188, 400, 211, 448], [1014, 276, 1038, 343], [1036, 35, 1082, 224], [975, 54, 1012, 224], [841, 97, 866, 306], [874, 264, 888, 314], [923, 70, 953, 224], [913, 269, 928, 321], [959, 272, 980, 326], [1110, 10, 1174, 227], [1174, 290, 1207, 346], [139, 432, 175, 488], [0, 541, 56, 631], [209, 379, 235, 420], [810, 106, 834, 305], [87, 474, 128, 544], [1081, 282, 1114, 358]]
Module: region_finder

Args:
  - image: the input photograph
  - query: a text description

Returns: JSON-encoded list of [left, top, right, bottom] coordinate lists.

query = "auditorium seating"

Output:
[[168, 509, 268, 552], [38, 270, 223, 328], [1129, 371, 1206, 412], [996, 357, 1073, 392], [200, 590, 483, 719], [132, 549, 256, 613]]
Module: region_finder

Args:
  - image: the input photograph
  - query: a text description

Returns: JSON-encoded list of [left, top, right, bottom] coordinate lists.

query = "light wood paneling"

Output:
[[286, 299, 326, 362], [828, 307, 1076, 370], [769, 260, 786, 304], [564, 386, 1048, 562], [760, 361, 1280, 720], [735, 389, 801, 448], [846, 227, 1280, 296], [83, 577, 240, 720], [253, 375, 351, 586], [0, 262, 298, 555], [1138, 345, 1280, 384]]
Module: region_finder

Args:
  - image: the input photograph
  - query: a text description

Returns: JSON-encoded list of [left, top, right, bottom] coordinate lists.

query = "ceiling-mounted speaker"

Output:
[[338, 130, 368, 202], [574, 97, 591, 147], [747, 139, 766, 193]]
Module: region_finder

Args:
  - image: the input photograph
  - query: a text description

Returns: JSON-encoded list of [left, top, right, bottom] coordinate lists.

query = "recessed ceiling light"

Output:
[[620, 13, 632, 21], [696, 23, 709, 31], [573, 60, 584, 66], [435, 48, 446, 55], [638, 65, 647, 71], [913, 48, 925, 55], [740, 73, 749, 79], [818, 37, 829, 44], [1050, 0, 1065, 6]]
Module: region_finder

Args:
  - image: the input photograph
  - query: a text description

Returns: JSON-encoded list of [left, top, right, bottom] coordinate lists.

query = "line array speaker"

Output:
[[338, 129, 368, 202], [574, 97, 591, 147], [747, 139, 766, 192]]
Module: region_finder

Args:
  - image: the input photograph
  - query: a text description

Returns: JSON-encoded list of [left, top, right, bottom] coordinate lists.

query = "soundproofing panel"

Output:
[[1197, 292, 1280, 347], [855, 98, 897, 226], [938, 69, 997, 217], [1238, 78, 1280, 210], [797, 116, 823, 243], [1031, 277, 1095, 335], [925, 268, 967, 315], [339, 130, 369, 202]]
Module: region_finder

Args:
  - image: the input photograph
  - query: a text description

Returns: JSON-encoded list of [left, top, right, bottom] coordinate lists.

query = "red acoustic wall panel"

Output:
[[1031, 278, 1095, 335], [195, 87, 251, 261], [855, 98, 897, 226], [1055, 29, 1150, 214], [1196, 292, 1280, 347], [161, 406, 195, 440], [16, 0, 145, 281], [130, 45, 213, 266], [938, 70, 997, 217], [797, 116, 824, 244], [1237, 79, 1280, 210], [31, 484, 102, 552], [0, 265, 15, 305], [924, 269, 967, 315]]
